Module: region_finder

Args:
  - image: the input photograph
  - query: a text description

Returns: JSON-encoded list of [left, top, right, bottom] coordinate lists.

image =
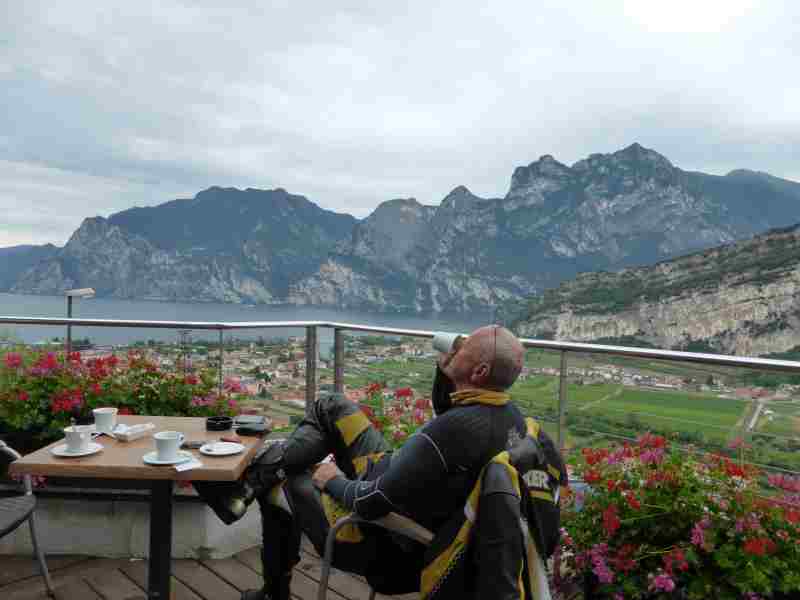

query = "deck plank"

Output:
[[171, 559, 241, 600], [237, 544, 382, 600], [53, 576, 103, 600], [0, 555, 91, 586], [0, 559, 130, 600], [298, 537, 416, 600], [83, 568, 146, 600], [199, 557, 263, 593], [119, 560, 202, 600], [0, 553, 420, 600], [291, 569, 349, 600], [294, 548, 375, 600]]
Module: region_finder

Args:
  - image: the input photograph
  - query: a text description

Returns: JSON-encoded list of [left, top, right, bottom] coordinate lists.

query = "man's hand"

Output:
[[312, 462, 342, 490]]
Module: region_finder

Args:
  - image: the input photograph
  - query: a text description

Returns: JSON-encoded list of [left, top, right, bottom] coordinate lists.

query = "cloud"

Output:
[[2, 0, 798, 246]]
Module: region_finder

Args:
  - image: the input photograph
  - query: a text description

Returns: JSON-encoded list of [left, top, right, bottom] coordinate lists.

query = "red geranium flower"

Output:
[[4, 352, 23, 369], [625, 493, 641, 511], [602, 504, 621, 537], [584, 469, 601, 484], [743, 538, 776, 556]]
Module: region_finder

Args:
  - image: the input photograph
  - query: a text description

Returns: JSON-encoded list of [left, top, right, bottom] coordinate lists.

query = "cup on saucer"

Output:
[[93, 407, 118, 433], [153, 431, 185, 462], [64, 425, 94, 453]]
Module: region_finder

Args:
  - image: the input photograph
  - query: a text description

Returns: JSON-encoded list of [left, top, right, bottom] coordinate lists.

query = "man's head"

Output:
[[439, 325, 525, 392]]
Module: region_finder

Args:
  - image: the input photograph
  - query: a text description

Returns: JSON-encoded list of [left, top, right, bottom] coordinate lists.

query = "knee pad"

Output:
[[246, 439, 289, 493]]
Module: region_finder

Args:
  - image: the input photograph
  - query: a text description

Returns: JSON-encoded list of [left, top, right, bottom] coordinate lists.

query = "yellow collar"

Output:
[[450, 389, 510, 407]]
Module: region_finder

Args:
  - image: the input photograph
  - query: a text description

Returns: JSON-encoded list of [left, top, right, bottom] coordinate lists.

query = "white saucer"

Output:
[[142, 450, 194, 466], [199, 442, 245, 456], [51, 442, 103, 458]]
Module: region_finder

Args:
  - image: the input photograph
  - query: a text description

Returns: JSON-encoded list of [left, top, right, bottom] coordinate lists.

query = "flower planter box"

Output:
[[0, 482, 262, 559]]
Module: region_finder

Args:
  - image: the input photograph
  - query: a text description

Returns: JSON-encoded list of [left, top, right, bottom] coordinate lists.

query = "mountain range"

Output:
[[4, 143, 800, 314]]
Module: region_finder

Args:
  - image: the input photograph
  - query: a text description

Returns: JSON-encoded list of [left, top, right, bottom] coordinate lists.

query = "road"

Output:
[[747, 400, 764, 431]]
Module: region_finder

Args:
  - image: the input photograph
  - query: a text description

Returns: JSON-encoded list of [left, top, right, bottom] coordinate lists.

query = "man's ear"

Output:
[[470, 363, 491, 385]]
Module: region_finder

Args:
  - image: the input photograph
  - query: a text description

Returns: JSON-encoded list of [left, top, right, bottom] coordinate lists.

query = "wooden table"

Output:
[[8, 415, 263, 600]]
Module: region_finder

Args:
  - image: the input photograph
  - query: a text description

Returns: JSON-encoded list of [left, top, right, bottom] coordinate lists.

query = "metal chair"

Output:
[[317, 511, 435, 600], [0, 439, 55, 597]]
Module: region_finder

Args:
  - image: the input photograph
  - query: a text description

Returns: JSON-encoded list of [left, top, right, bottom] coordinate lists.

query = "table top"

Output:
[[8, 416, 263, 482]]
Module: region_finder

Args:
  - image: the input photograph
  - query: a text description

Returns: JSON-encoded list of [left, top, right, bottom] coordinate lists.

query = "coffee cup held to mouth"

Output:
[[92, 407, 118, 433], [432, 332, 463, 354], [153, 430, 185, 462], [64, 425, 93, 453]]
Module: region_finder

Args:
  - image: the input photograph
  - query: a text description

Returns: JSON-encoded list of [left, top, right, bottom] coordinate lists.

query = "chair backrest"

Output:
[[0, 440, 21, 471], [0, 440, 27, 491]]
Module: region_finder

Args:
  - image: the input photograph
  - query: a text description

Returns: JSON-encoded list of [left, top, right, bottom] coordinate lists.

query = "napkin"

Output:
[[175, 458, 203, 472]]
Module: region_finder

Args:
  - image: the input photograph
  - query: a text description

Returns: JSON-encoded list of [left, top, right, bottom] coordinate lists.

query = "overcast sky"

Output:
[[2, 1, 798, 247]]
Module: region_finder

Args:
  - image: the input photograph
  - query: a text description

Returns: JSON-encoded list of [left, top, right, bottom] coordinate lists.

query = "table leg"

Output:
[[148, 480, 174, 600]]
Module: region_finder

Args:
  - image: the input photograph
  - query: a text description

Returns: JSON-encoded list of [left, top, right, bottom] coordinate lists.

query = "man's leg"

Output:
[[243, 392, 391, 600], [240, 495, 299, 600]]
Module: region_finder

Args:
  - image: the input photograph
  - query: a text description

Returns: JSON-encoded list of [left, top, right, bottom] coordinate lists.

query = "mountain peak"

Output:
[[368, 197, 426, 219], [440, 185, 479, 210], [613, 143, 672, 167]]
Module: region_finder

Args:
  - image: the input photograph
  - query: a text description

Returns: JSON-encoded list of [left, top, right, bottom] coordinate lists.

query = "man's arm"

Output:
[[321, 429, 450, 520]]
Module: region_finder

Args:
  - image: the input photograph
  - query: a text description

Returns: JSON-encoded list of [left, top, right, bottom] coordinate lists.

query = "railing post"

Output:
[[65, 296, 73, 355], [558, 350, 568, 452], [306, 326, 318, 416], [218, 329, 224, 398], [334, 328, 344, 394]]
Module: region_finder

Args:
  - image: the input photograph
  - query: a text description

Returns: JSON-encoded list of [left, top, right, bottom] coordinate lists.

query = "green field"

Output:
[[586, 389, 746, 441], [511, 378, 748, 444], [757, 400, 800, 438]]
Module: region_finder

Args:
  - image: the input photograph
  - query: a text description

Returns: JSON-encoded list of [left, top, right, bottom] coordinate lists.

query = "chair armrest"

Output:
[[318, 513, 435, 600], [371, 512, 435, 546]]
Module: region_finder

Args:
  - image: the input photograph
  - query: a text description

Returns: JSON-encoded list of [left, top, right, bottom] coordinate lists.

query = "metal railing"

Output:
[[3, 315, 800, 464]]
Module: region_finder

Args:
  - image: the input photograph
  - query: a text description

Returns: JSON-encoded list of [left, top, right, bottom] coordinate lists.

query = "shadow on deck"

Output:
[[0, 537, 417, 600]]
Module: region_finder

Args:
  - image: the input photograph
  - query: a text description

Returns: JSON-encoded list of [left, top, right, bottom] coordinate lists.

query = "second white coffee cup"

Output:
[[153, 431, 185, 461], [93, 407, 118, 433]]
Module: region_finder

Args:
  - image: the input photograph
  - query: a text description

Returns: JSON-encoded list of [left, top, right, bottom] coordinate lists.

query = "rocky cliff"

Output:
[[512, 225, 800, 355], [6, 144, 800, 312]]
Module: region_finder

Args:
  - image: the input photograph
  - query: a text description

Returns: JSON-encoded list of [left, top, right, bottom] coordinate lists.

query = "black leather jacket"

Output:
[[325, 399, 530, 534]]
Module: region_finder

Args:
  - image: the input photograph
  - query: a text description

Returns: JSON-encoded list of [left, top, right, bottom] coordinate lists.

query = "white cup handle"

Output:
[[178, 433, 185, 445]]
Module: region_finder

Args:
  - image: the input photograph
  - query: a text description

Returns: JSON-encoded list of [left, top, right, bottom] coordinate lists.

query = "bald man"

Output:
[[224, 326, 536, 600]]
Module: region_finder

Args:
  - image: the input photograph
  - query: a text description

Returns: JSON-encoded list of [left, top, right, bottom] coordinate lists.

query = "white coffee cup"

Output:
[[93, 407, 118, 433], [432, 332, 463, 354], [154, 431, 185, 462], [64, 425, 93, 453]]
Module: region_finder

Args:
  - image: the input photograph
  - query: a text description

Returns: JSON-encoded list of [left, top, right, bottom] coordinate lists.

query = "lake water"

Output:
[[0, 293, 492, 356]]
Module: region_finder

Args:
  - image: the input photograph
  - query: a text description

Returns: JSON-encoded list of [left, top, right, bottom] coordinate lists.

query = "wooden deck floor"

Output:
[[0, 538, 417, 600]]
